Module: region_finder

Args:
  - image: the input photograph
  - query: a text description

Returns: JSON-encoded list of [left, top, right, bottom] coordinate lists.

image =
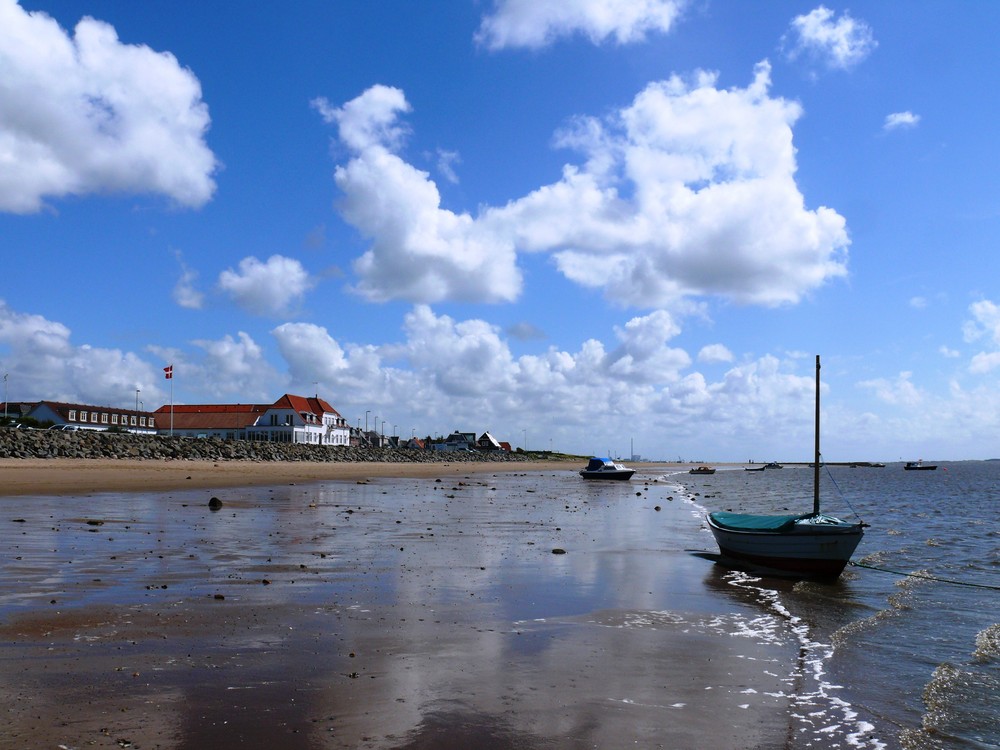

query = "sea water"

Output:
[[679, 461, 1000, 750], [0, 463, 995, 748]]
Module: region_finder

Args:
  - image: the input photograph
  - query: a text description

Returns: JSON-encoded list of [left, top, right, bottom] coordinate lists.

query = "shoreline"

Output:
[[0, 457, 695, 497]]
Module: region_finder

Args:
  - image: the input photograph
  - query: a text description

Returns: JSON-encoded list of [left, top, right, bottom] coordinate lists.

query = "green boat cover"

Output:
[[709, 511, 812, 532]]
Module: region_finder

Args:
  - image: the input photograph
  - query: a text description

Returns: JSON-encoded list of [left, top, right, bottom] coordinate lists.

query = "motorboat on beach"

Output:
[[706, 356, 866, 580], [904, 460, 937, 471], [689, 466, 716, 475], [744, 465, 766, 472], [763, 462, 783, 469], [579, 457, 635, 480]]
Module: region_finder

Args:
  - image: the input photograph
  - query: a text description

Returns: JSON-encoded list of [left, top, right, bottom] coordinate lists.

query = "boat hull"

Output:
[[707, 514, 864, 579], [579, 470, 635, 480]]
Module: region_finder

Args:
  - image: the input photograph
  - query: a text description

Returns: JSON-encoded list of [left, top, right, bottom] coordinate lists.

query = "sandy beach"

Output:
[[0, 457, 588, 497], [0, 459, 794, 749]]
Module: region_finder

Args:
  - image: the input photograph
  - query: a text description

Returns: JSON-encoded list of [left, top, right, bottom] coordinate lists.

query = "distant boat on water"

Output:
[[764, 462, 783, 469], [904, 460, 937, 471], [707, 356, 866, 580], [689, 466, 716, 475], [579, 457, 635, 480], [744, 465, 766, 472]]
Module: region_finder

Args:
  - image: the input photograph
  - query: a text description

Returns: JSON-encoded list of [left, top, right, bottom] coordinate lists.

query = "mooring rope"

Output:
[[848, 561, 1000, 591], [820, 457, 865, 523]]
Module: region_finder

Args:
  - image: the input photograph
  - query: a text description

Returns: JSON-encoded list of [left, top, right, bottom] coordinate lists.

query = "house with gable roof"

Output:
[[153, 394, 350, 445], [477, 431, 504, 451], [433, 430, 477, 452], [251, 395, 350, 445]]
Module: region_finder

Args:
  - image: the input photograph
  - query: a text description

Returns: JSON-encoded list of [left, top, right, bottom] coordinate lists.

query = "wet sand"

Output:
[[0, 457, 586, 497], [0, 461, 794, 749]]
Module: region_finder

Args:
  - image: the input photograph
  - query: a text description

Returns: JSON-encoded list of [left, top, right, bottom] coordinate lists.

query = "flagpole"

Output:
[[164, 364, 175, 437]]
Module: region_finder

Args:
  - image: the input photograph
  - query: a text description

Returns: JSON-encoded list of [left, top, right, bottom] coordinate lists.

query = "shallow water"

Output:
[[0, 470, 794, 748], [0, 463, 995, 748], [681, 461, 1000, 750]]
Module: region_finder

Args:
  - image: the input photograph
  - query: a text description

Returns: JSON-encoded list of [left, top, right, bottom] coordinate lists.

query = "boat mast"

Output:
[[814, 354, 821, 515]]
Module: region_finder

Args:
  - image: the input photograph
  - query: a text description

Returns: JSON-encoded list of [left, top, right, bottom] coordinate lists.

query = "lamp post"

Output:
[[3, 373, 7, 421], [522, 428, 527, 453], [365, 410, 370, 434]]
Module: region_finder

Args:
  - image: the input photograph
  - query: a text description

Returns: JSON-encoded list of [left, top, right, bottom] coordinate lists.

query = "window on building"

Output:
[[69, 410, 77, 421], [130, 416, 137, 426], [148, 417, 155, 428], [91, 413, 98, 423], [80, 411, 87, 422], [111, 414, 118, 425], [101, 413, 109, 424], [139, 417, 146, 427]]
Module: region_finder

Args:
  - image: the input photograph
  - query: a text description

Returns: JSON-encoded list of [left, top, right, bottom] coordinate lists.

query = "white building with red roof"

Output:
[[153, 394, 350, 446]]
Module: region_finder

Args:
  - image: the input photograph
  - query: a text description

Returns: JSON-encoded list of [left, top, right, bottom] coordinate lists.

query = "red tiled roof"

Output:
[[272, 394, 341, 418], [152, 404, 268, 430], [151, 395, 343, 430]]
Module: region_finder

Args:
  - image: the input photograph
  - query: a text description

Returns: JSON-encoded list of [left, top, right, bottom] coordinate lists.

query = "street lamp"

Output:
[[135, 389, 140, 412], [365, 410, 370, 433]]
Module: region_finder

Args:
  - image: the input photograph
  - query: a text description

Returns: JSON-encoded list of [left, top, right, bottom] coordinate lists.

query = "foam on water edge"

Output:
[[682, 486, 888, 750]]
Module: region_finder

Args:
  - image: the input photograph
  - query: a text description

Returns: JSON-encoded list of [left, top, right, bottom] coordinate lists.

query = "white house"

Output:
[[153, 394, 350, 445], [248, 395, 350, 445]]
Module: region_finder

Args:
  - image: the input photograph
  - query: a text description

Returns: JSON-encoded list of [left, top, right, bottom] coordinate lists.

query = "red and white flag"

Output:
[[164, 365, 173, 380]]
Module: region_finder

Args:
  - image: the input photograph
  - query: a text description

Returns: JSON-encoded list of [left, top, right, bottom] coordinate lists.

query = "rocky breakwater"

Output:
[[0, 429, 533, 465]]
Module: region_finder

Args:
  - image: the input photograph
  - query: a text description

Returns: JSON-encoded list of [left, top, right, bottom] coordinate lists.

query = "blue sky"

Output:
[[2, 0, 999, 461]]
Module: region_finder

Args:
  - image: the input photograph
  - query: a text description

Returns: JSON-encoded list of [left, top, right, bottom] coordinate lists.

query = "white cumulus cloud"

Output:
[[172, 252, 204, 310], [317, 86, 522, 304], [963, 299, 1000, 373], [217, 255, 315, 316], [698, 344, 734, 363], [476, 0, 686, 50], [187, 332, 277, 399], [858, 371, 923, 406], [884, 111, 920, 131], [0, 0, 217, 213], [489, 62, 849, 307], [321, 66, 848, 310], [784, 5, 876, 71], [0, 299, 164, 405]]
